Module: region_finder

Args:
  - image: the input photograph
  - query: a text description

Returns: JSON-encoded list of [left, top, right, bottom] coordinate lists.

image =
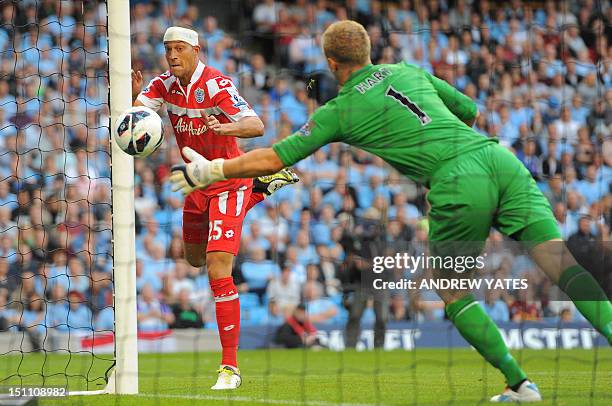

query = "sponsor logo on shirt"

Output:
[[174, 117, 207, 136], [227, 88, 248, 111], [215, 77, 233, 89], [224, 229, 235, 240]]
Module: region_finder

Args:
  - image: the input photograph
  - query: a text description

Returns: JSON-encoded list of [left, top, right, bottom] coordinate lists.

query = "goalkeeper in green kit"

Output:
[[170, 21, 612, 402]]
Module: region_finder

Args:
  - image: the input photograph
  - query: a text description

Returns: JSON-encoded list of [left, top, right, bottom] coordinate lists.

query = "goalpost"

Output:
[[105, 0, 138, 396], [0, 0, 138, 398]]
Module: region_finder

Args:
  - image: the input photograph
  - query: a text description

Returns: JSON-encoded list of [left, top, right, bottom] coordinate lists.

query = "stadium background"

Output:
[[0, 0, 610, 349]]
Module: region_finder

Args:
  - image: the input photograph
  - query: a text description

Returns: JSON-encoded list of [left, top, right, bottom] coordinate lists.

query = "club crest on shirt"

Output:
[[194, 87, 205, 103]]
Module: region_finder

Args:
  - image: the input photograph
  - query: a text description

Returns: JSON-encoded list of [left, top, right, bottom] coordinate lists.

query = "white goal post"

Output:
[[104, 0, 139, 396]]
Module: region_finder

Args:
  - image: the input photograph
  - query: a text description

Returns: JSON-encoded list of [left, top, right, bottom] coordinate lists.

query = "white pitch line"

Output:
[[132, 392, 377, 406]]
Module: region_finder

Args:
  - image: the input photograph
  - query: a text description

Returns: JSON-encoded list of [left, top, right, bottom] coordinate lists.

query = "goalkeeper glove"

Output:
[[169, 147, 226, 195]]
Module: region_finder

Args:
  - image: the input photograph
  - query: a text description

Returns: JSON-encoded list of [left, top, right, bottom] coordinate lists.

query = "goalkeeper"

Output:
[[170, 20, 612, 402]]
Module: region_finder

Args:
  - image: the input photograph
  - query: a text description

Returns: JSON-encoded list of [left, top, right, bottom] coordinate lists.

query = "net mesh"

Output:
[[0, 0, 113, 392]]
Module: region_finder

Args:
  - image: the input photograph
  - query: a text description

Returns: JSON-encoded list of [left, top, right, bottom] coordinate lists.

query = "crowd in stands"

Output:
[[0, 0, 611, 341]]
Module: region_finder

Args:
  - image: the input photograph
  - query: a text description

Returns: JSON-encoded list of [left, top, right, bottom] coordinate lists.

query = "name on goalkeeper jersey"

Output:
[[354, 67, 391, 94]]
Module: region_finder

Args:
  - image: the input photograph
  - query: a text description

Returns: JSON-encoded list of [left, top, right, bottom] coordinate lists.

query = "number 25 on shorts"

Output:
[[208, 220, 223, 241]]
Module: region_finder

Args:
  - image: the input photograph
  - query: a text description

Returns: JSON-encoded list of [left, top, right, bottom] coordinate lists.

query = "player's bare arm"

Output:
[[203, 114, 264, 138], [224, 148, 283, 177], [132, 69, 143, 103]]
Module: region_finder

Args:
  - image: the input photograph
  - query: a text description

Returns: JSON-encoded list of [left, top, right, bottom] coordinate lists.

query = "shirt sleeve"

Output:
[[272, 103, 340, 167], [205, 76, 258, 121], [425, 70, 478, 122], [136, 75, 167, 111]]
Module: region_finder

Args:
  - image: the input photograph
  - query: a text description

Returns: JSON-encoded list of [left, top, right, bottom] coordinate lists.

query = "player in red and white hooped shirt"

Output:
[[131, 26, 298, 390]]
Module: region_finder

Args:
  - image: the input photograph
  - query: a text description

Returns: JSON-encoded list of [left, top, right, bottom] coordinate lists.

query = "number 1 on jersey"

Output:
[[386, 86, 432, 125]]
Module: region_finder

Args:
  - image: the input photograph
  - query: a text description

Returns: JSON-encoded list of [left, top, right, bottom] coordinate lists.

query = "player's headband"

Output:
[[163, 27, 199, 47]]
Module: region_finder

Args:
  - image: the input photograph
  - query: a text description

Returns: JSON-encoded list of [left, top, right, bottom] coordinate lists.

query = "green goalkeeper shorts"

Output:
[[427, 143, 561, 251]]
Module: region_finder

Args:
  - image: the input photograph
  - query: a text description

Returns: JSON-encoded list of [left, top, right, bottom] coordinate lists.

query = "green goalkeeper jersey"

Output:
[[272, 62, 495, 185]]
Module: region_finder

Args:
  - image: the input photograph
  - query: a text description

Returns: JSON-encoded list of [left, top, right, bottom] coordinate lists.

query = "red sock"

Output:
[[210, 277, 240, 368], [246, 192, 265, 212]]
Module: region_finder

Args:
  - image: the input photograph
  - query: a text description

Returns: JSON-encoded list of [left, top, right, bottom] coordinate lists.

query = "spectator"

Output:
[[94, 297, 115, 332], [568, 215, 597, 248], [517, 139, 543, 180], [275, 303, 320, 348], [481, 290, 510, 322], [0, 289, 19, 332], [0, 259, 17, 292], [56, 291, 93, 334], [21, 293, 46, 344], [266, 264, 301, 314], [202, 16, 224, 50], [554, 107, 581, 145], [303, 281, 338, 325], [249, 53, 274, 91], [295, 229, 319, 266], [170, 260, 196, 297], [575, 165, 607, 205], [240, 246, 281, 297], [137, 284, 174, 332], [577, 72, 598, 107], [254, 0, 280, 34], [509, 286, 541, 322], [170, 288, 203, 329], [389, 294, 409, 321]]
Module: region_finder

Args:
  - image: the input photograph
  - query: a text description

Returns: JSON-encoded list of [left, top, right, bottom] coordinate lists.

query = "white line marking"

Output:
[[131, 392, 375, 405]]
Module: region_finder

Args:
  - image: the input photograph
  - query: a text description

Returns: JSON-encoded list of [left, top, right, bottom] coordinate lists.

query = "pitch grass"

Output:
[[1, 348, 610, 405]]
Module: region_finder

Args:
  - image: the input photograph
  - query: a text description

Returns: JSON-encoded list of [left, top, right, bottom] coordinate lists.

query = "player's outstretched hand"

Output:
[[203, 114, 224, 135], [169, 147, 226, 195], [131, 70, 143, 101]]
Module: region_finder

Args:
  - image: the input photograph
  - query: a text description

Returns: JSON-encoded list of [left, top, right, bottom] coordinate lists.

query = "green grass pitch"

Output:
[[1, 348, 610, 405]]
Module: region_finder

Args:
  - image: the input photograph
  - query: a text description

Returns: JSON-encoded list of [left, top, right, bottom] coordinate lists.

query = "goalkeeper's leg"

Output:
[[530, 238, 612, 345], [490, 144, 612, 343], [438, 287, 537, 399]]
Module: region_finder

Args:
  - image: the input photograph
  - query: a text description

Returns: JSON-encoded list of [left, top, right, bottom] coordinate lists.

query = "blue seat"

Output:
[[242, 306, 269, 326], [239, 293, 260, 310]]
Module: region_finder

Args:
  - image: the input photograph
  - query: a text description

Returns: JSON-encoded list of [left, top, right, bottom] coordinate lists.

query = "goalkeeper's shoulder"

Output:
[[394, 61, 426, 73]]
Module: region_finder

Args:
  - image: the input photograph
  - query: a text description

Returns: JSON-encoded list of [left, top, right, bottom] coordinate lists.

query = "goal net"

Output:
[[0, 0, 136, 396]]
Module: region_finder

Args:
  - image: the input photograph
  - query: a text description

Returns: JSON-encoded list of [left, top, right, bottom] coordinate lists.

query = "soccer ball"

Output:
[[114, 106, 164, 157]]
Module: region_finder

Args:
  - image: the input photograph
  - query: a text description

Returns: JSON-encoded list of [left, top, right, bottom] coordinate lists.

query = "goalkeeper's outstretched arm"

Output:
[[223, 148, 284, 178], [169, 102, 338, 195]]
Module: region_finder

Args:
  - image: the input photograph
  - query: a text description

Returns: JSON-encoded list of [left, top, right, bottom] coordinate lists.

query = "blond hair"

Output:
[[322, 20, 371, 66]]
